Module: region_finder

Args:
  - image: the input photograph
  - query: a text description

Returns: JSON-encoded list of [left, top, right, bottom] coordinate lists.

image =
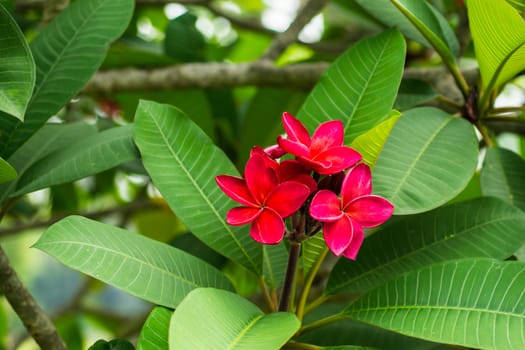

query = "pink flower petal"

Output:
[[250, 146, 279, 173], [250, 208, 285, 244], [216, 175, 257, 207], [277, 136, 310, 158], [323, 216, 354, 256], [313, 146, 362, 174], [342, 221, 364, 260], [265, 181, 310, 218], [344, 195, 394, 227], [310, 120, 344, 155], [245, 153, 278, 203], [278, 160, 317, 192], [297, 156, 332, 173], [309, 190, 343, 222], [282, 112, 311, 146], [341, 163, 372, 205], [226, 207, 262, 225]]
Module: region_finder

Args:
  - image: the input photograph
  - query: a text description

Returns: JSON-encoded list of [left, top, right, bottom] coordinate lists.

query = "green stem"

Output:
[[436, 95, 462, 110], [489, 106, 525, 114], [296, 246, 329, 321], [475, 122, 494, 147], [304, 294, 329, 315], [279, 241, 301, 312], [297, 313, 346, 336], [257, 276, 276, 312]]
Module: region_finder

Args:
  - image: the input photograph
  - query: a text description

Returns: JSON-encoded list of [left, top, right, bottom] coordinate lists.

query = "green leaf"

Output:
[[263, 243, 288, 289], [0, 123, 97, 204], [327, 197, 525, 295], [89, 339, 134, 350], [14, 125, 138, 196], [373, 107, 478, 214], [0, 0, 134, 158], [506, 0, 525, 13], [35, 216, 234, 308], [297, 29, 405, 143], [350, 111, 401, 168], [467, 0, 525, 94], [344, 258, 525, 349], [480, 146, 525, 212], [164, 13, 206, 62], [0, 3, 35, 120], [133, 100, 262, 274], [356, 0, 459, 56], [0, 157, 16, 184], [169, 288, 300, 350], [137, 307, 171, 350], [394, 79, 438, 110], [302, 233, 327, 277]]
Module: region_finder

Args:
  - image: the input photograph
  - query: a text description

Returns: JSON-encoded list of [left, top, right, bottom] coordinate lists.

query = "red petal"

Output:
[[278, 160, 317, 192], [310, 120, 344, 155], [216, 175, 257, 207], [226, 207, 262, 225], [263, 143, 287, 159], [265, 181, 310, 218], [245, 153, 278, 203], [278, 136, 310, 158], [313, 146, 362, 174], [342, 221, 364, 260], [282, 112, 311, 146], [323, 216, 354, 256], [250, 208, 285, 244], [250, 146, 279, 172], [344, 195, 394, 227], [341, 163, 372, 206], [309, 190, 343, 222]]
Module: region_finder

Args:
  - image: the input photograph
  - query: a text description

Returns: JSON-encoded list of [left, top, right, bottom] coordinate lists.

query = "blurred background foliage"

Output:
[[0, 0, 524, 349]]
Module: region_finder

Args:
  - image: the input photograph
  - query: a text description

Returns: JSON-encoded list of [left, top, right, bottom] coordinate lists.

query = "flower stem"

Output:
[[297, 313, 345, 336], [279, 241, 301, 312], [257, 276, 276, 312], [296, 246, 329, 321]]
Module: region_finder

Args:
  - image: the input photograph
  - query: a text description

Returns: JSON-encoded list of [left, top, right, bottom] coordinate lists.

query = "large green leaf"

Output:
[[327, 197, 525, 295], [169, 288, 300, 350], [0, 3, 35, 120], [0, 122, 97, 204], [14, 125, 138, 196], [0, 157, 16, 184], [302, 233, 327, 277], [133, 100, 262, 274], [297, 29, 405, 143], [344, 258, 525, 349], [350, 111, 401, 167], [480, 147, 525, 212], [373, 107, 478, 214], [394, 79, 438, 111], [356, 0, 458, 57], [35, 216, 233, 308], [0, 0, 134, 158], [137, 307, 171, 350], [467, 0, 525, 95], [262, 243, 288, 289]]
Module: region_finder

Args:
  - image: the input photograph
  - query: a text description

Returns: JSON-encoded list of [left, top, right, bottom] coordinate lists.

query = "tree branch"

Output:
[[42, 0, 69, 24], [84, 61, 329, 94], [261, 0, 330, 61], [0, 246, 67, 350]]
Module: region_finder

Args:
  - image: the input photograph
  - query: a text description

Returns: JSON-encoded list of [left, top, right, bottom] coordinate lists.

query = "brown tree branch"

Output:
[[42, 0, 69, 24], [0, 246, 67, 350], [261, 0, 330, 61], [83, 61, 329, 94]]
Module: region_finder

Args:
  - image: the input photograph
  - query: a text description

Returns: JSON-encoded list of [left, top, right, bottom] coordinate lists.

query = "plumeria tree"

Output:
[[1, 0, 525, 349]]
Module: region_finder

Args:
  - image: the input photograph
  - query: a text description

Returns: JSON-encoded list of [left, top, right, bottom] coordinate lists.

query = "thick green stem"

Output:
[[296, 246, 329, 321], [279, 241, 301, 312], [257, 276, 276, 312]]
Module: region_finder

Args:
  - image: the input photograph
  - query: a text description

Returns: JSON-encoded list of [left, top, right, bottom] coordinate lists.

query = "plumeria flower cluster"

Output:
[[216, 112, 394, 259]]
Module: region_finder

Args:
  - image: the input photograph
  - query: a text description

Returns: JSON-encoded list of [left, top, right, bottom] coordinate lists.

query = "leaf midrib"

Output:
[[225, 315, 264, 350], [36, 239, 202, 289], [143, 105, 257, 272], [328, 213, 523, 294], [389, 117, 453, 201]]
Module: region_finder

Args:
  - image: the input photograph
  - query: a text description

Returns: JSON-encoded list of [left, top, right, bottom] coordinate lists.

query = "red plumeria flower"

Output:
[[251, 146, 317, 192], [277, 112, 362, 175], [309, 163, 394, 259], [216, 152, 310, 244]]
